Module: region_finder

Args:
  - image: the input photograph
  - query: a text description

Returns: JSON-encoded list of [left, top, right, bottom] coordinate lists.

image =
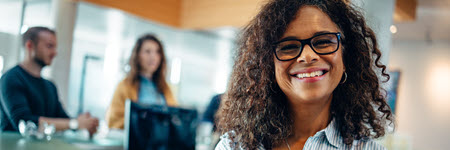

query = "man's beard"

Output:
[[33, 56, 47, 67]]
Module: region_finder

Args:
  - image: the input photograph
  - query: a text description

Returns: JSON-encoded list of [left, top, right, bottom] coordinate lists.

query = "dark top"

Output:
[[202, 94, 222, 130], [0, 65, 69, 131]]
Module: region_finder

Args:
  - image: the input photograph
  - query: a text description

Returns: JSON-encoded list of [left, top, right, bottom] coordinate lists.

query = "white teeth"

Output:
[[296, 70, 324, 79], [305, 73, 311, 78]]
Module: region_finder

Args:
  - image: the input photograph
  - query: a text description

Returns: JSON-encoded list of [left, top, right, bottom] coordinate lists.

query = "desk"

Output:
[[0, 131, 123, 150], [0, 132, 80, 150]]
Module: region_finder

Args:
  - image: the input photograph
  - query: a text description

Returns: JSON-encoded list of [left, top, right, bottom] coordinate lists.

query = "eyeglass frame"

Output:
[[273, 32, 342, 61]]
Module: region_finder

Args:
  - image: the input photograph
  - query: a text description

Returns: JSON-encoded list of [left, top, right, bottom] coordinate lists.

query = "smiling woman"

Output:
[[216, 0, 393, 149]]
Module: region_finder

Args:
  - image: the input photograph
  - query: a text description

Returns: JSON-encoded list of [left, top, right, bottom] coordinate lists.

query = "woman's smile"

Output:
[[290, 67, 329, 83]]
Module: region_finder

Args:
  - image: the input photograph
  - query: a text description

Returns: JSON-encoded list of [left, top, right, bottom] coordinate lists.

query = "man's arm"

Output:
[[37, 83, 99, 133], [0, 78, 41, 131], [35, 82, 71, 131], [38, 117, 70, 131], [0, 78, 71, 131], [39, 114, 99, 134], [1, 77, 98, 133], [47, 83, 99, 134], [38, 82, 99, 134], [49, 82, 70, 119], [39, 113, 99, 134]]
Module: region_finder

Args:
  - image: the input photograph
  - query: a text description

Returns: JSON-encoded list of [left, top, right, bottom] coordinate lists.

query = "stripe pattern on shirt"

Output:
[[215, 119, 386, 150]]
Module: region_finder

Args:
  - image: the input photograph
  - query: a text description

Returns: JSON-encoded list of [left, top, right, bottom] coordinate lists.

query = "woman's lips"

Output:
[[290, 68, 328, 83]]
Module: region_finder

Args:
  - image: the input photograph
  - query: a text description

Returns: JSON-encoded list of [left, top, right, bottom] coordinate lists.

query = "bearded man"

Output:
[[0, 27, 98, 135]]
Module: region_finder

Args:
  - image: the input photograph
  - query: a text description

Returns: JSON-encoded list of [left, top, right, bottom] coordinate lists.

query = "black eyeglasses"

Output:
[[273, 32, 341, 61]]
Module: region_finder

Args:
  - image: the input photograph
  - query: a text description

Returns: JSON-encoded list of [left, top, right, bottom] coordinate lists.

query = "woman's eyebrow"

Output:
[[278, 31, 335, 41], [278, 36, 298, 41], [312, 31, 334, 36]]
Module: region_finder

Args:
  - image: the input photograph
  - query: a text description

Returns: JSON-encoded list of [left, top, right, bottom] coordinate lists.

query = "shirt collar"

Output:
[[323, 119, 343, 148], [139, 75, 153, 83]]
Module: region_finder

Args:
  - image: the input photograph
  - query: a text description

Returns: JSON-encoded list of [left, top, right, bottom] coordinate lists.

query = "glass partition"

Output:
[[68, 2, 236, 120]]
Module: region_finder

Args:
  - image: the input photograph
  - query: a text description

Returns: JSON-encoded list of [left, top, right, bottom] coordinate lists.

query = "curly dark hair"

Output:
[[217, 0, 393, 149]]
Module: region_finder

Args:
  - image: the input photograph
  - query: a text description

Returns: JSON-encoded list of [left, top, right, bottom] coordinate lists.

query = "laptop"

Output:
[[124, 100, 197, 150]]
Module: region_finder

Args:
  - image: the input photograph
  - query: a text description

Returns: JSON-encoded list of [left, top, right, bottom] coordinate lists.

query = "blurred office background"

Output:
[[0, 0, 449, 150]]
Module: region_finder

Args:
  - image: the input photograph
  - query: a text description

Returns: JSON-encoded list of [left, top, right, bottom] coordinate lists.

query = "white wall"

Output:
[[353, 0, 395, 66], [0, 1, 23, 75], [389, 40, 450, 150]]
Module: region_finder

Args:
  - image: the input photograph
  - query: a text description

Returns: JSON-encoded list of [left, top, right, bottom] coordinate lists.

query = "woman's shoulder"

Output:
[[113, 78, 138, 100], [215, 133, 385, 150], [116, 78, 137, 89], [215, 132, 235, 150], [215, 132, 265, 150]]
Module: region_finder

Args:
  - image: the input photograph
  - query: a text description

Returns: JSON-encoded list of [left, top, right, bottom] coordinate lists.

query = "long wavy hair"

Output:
[[217, 0, 393, 149], [125, 34, 174, 102]]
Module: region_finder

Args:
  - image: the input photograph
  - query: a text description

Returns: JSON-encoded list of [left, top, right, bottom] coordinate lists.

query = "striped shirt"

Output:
[[215, 119, 386, 150]]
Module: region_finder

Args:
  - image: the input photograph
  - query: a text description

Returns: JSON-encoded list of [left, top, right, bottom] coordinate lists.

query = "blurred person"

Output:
[[201, 94, 223, 148], [216, 0, 393, 149], [0, 26, 99, 135], [106, 34, 177, 129], [203, 94, 223, 130]]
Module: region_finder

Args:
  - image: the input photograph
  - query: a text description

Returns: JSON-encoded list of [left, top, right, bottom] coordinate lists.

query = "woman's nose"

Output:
[[297, 44, 319, 63]]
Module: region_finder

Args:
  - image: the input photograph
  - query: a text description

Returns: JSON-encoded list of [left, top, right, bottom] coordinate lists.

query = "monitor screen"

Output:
[[124, 100, 197, 150]]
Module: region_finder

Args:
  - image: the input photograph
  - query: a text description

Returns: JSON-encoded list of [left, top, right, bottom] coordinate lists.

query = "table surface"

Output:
[[0, 131, 123, 150]]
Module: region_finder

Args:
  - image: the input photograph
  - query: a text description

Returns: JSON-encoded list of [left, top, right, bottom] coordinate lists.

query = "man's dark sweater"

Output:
[[0, 65, 69, 131]]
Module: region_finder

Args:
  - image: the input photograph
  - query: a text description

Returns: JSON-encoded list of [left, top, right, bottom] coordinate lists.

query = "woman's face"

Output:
[[274, 6, 345, 104], [138, 40, 162, 76]]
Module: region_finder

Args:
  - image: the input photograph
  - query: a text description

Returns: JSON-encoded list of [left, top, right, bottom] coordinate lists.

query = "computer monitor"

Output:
[[124, 100, 197, 150]]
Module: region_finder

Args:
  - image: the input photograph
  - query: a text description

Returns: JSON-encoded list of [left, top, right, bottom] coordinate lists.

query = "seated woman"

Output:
[[216, 0, 393, 149], [106, 34, 177, 129]]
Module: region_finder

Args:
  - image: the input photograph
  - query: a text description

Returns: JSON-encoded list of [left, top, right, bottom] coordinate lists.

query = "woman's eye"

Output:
[[313, 40, 336, 48], [280, 44, 300, 51], [314, 40, 332, 45]]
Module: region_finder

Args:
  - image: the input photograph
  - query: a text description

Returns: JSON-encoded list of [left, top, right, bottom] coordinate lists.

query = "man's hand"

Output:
[[77, 112, 99, 135]]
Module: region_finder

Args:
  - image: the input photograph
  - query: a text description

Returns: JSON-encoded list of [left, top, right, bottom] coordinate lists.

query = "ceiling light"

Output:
[[390, 25, 398, 34]]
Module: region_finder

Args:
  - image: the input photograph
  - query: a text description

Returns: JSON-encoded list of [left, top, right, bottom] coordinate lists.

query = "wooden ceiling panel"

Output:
[[180, 0, 263, 29], [394, 0, 418, 22], [83, 0, 417, 28], [83, 0, 181, 27]]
